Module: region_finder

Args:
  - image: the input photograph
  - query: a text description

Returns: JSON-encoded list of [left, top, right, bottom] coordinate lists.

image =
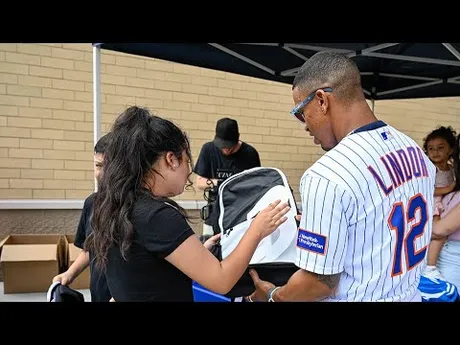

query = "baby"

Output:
[[423, 126, 457, 279]]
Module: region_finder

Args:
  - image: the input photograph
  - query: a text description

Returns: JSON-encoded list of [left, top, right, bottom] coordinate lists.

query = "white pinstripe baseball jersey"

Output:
[[296, 120, 436, 302]]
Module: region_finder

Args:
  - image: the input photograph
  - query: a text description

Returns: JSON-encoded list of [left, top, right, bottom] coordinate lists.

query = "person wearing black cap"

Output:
[[194, 117, 261, 236]]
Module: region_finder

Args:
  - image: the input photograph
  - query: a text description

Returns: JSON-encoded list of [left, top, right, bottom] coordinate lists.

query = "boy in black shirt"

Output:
[[194, 118, 261, 236], [52, 133, 112, 302]]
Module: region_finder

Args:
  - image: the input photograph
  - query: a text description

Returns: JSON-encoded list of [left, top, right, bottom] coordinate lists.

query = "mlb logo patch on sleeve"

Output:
[[296, 229, 327, 255], [380, 129, 393, 141]]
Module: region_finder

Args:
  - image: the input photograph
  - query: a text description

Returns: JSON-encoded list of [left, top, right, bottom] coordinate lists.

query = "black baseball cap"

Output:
[[213, 118, 239, 150]]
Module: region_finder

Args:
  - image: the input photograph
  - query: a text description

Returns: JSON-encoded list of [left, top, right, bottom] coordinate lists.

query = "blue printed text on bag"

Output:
[[296, 229, 327, 255]]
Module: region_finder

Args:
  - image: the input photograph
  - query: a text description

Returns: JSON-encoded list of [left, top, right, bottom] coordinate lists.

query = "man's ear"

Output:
[[317, 90, 329, 115]]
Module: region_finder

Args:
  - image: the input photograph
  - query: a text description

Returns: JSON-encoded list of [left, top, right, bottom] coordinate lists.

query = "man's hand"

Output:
[[246, 269, 275, 302], [195, 175, 219, 191], [203, 233, 221, 250]]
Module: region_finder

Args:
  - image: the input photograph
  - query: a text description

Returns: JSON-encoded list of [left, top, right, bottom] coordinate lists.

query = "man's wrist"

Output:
[[267, 286, 282, 302]]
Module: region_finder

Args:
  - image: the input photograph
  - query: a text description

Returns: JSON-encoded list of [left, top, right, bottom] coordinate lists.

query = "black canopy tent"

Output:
[[90, 42, 460, 147]]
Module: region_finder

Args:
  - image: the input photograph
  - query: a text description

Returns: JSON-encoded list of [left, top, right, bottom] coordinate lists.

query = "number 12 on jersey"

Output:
[[387, 193, 428, 276]]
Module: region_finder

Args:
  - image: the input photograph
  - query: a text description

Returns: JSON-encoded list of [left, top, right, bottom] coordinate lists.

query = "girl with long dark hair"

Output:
[[85, 106, 290, 301]]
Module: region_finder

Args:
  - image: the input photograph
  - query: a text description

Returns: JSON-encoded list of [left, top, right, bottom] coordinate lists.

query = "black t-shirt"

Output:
[[193, 141, 261, 181], [193, 141, 261, 225], [74, 193, 111, 302], [104, 194, 196, 302]]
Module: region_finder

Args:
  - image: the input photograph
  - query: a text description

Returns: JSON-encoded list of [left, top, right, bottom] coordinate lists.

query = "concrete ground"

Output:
[[0, 282, 91, 302]]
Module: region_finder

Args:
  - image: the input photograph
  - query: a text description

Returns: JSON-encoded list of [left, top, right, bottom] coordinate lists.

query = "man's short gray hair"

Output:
[[292, 51, 363, 102]]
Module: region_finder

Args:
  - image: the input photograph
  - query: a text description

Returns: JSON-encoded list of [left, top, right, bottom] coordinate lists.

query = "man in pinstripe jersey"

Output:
[[247, 51, 436, 302]]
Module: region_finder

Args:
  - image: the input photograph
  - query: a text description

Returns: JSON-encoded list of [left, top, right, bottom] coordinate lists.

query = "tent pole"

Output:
[[92, 44, 101, 192]]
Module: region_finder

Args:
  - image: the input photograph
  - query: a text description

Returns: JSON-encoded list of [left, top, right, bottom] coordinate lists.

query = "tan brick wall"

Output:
[[0, 209, 203, 242], [1, 43, 460, 203]]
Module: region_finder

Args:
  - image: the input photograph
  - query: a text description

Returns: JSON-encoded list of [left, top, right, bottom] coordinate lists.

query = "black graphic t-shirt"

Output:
[[193, 141, 261, 224], [194, 141, 261, 181]]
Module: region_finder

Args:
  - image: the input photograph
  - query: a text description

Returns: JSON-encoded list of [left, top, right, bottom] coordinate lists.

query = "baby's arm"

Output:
[[434, 182, 456, 197]]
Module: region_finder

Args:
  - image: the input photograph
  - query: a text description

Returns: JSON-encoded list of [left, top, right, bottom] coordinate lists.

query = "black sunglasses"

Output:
[[290, 87, 333, 123]]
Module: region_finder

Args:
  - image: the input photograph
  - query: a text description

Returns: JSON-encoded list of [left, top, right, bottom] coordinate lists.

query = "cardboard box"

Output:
[[0, 234, 67, 294], [64, 235, 90, 290]]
